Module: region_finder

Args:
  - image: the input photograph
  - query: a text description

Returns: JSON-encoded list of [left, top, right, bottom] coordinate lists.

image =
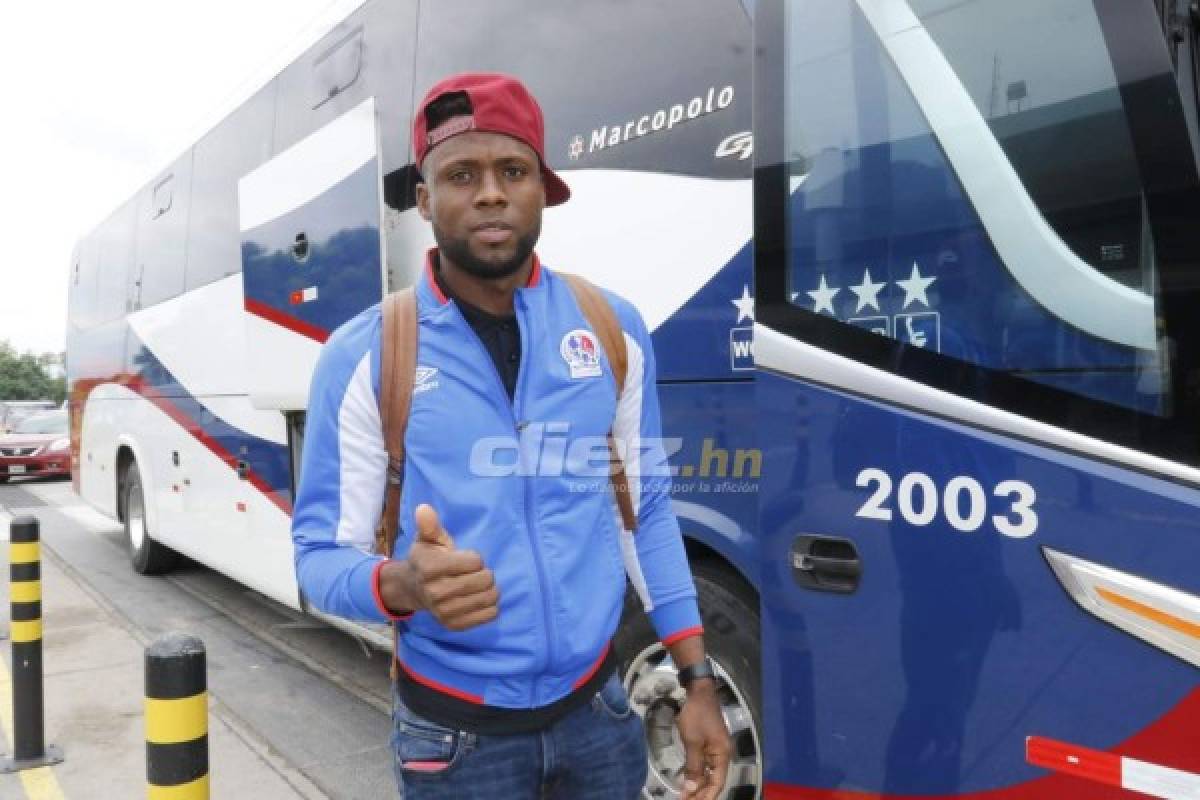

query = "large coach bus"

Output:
[[67, 0, 1200, 797]]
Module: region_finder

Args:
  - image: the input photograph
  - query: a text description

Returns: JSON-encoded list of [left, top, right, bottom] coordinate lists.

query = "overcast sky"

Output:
[[0, 0, 364, 357]]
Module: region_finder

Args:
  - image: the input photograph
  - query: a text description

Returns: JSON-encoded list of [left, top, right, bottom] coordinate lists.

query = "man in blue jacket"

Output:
[[292, 72, 730, 799]]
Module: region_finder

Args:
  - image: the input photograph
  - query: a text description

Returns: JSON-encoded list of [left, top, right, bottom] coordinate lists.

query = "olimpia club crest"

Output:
[[560, 330, 603, 379]]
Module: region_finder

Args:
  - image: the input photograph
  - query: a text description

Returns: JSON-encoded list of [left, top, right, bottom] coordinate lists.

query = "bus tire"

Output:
[[0, 475, 8, 484], [615, 561, 763, 800], [123, 462, 178, 575]]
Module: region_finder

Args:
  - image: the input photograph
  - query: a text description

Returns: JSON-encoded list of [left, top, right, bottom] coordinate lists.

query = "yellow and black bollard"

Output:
[[1, 515, 64, 773], [145, 632, 209, 799]]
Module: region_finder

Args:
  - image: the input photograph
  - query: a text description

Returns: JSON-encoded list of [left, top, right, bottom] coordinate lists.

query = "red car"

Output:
[[0, 410, 70, 483]]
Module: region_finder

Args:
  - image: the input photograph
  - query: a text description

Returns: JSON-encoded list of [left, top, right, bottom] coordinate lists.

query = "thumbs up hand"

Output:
[[414, 504, 455, 548], [402, 504, 499, 631]]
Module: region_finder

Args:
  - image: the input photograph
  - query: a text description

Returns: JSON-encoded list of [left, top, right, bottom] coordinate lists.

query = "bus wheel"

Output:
[[616, 563, 763, 800], [123, 463, 178, 575]]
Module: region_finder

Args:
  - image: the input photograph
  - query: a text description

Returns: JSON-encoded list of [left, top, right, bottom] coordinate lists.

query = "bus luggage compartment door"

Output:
[[238, 96, 387, 410]]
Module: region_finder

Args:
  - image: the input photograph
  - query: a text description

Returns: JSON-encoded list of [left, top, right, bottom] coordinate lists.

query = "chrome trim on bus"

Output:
[[1044, 547, 1200, 669]]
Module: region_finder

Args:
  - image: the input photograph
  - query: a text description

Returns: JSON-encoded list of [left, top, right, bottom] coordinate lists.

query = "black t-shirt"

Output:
[[432, 260, 521, 400]]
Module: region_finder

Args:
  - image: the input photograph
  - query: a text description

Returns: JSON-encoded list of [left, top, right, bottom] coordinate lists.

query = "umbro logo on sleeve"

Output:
[[414, 366, 440, 394]]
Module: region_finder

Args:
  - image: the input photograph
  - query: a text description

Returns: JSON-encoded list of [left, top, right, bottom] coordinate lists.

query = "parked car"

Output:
[[0, 410, 70, 483], [0, 401, 56, 433]]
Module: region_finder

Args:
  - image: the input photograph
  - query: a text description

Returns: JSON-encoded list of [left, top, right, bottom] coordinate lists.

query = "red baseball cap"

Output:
[[413, 72, 570, 206]]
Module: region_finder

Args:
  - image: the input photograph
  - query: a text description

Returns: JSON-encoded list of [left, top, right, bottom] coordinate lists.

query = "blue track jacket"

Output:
[[292, 252, 702, 709]]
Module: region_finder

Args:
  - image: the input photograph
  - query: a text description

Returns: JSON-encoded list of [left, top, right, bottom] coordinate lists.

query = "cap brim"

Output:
[[543, 167, 570, 206]]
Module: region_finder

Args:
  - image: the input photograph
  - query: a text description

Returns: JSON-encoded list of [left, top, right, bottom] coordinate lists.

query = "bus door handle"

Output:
[[791, 535, 861, 594], [236, 460, 249, 481]]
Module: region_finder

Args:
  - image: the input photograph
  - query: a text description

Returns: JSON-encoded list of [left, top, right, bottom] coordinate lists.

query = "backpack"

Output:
[[371, 273, 638, 560]]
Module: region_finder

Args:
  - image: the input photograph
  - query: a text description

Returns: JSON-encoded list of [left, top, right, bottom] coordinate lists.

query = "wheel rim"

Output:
[[127, 481, 146, 551], [625, 643, 762, 800]]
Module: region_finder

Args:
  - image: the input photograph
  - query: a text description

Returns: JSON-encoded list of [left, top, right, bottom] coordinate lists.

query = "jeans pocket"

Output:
[[592, 672, 634, 721], [392, 697, 474, 776]]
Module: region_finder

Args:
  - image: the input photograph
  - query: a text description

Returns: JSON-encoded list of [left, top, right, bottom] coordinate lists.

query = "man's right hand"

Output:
[[379, 504, 499, 631]]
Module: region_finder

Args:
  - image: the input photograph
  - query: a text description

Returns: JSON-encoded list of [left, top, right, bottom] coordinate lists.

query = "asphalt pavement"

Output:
[[0, 477, 399, 799]]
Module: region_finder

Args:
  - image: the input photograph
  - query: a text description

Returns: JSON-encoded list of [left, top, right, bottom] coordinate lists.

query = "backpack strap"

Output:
[[560, 273, 638, 534], [374, 288, 418, 558], [376, 289, 417, 683]]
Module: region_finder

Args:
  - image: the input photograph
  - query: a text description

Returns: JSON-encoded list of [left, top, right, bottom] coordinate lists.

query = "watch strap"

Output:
[[677, 657, 716, 688]]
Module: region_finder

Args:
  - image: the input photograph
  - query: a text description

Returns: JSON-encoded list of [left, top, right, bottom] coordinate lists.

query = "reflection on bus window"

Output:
[[783, 0, 1169, 416], [914, 0, 1150, 289]]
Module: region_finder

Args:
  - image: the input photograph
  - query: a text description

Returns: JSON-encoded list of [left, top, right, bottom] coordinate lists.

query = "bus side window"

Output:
[[94, 202, 135, 326], [135, 154, 192, 310], [152, 174, 174, 220], [68, 241, 99, 331], [272, 4, 376, 158], [311, 27, 363, 110], [186, 84, 275, 292]]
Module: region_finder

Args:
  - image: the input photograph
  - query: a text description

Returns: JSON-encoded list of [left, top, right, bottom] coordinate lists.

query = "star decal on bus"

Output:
[[731, 285, 754, 323], [848, 268, 886, 312], [807, 275, 839, 315], [896, 262, 936, 309]]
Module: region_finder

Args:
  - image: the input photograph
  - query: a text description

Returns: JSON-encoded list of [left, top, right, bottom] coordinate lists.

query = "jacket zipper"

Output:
[[513, 292, 558, 700], [449, 295, 557, 703]]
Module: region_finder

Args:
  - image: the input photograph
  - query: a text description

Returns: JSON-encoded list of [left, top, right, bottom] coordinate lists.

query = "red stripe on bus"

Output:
[[134, 378, 293, 516], [70, 376, 294, 518], [244, 298, 330, 343], [1026, 736, 1121, 789], [764, 687, 1200, 799]]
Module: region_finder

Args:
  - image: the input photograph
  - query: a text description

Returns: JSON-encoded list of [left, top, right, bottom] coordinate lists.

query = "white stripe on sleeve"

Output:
[[335, 352, 388, 551], [612, 332, 653, 611]]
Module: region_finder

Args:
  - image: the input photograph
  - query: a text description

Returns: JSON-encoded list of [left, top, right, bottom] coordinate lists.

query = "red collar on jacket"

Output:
[[423, 248, 542, 306]]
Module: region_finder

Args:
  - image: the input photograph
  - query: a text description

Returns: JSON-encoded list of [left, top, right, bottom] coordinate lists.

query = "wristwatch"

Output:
[[677, 657, 717, 689]]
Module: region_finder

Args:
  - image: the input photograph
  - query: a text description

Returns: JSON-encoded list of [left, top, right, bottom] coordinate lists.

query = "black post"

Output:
[[145, 632, 209, 798], [1, 515, 64, 772]]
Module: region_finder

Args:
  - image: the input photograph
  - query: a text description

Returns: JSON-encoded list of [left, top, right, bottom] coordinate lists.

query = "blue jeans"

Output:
[[390, 672, 649, 799]]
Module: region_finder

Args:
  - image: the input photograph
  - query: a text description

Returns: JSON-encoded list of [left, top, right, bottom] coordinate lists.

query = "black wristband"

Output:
[[677, 657, 716, 688]]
